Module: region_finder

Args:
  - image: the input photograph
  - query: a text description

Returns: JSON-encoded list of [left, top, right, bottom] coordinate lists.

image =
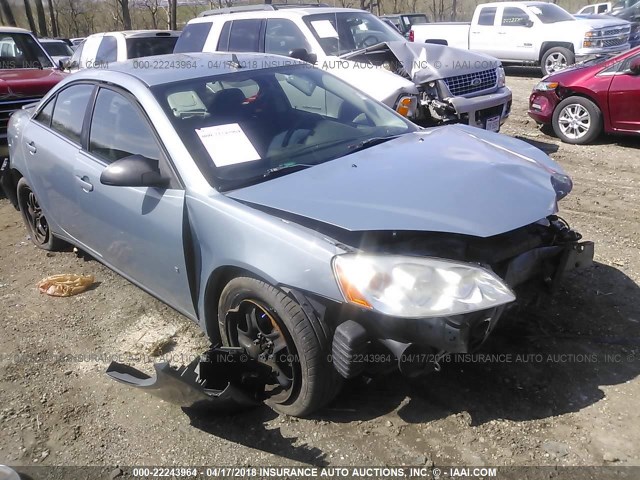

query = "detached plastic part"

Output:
[[106, 347, 273, 411]]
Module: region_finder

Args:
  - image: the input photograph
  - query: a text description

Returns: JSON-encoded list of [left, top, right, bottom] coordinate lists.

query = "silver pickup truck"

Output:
[[175, 5, 513, 131]]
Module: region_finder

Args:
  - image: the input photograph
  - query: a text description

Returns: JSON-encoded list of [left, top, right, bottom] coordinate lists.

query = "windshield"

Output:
[[0, 33, 53, 69], [152, 65, 416, 191], [303, 12, 405, 56], [41, 41, 73, 57], [126, 36, 178, 59], [527, 4, 575, 23]]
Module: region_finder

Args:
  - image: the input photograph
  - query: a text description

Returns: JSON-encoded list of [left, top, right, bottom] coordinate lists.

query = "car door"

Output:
[[608, 53, 640, 131], [469, 6, 501, 57], [78, 34, 101, 68], [494, 6, 537, 61], [21, 83, 95, 238], [72, 86, 196, 318]]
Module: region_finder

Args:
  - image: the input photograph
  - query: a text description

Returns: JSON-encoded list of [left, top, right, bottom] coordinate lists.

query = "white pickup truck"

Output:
[[410, 1, 631, 75]]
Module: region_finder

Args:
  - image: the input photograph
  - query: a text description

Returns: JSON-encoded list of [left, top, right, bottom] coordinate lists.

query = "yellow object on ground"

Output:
[[37, 274, 95, 297]]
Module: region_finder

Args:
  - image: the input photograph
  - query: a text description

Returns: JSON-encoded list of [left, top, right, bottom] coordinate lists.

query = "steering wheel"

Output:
[[360, 35, 381, 48]]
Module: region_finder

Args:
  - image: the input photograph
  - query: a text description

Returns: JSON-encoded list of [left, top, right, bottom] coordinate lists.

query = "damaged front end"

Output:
[[327, 215, 594, 380], [342, 41, 512, 129]]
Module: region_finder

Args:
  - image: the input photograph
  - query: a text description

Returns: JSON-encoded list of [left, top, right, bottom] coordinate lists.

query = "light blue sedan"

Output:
[[2, 53, 593, 416]]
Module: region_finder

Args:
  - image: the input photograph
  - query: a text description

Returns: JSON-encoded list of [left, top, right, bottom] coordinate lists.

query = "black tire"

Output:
[[218, 276, 341, 416], [541, 47, 575, 76], [552, 96, 603, 145], [17, 178, 65, 251]]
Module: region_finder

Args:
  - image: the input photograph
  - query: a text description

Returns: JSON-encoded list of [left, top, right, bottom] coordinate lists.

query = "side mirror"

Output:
[[100, 155, 169, 188], [58, 57, 70, 70], [524, 19, 534, 27], [289, 48, 317, 65], [629, 57, 640, 75]]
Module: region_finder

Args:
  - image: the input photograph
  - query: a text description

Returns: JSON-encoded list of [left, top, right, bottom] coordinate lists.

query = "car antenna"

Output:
[[228, 53, 243, 69]]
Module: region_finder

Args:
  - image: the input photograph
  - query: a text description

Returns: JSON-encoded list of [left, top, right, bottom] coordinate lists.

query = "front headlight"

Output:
[[534, 81, 559, 91], [497, 66, 506, 88], [332, 254, 515, 318]]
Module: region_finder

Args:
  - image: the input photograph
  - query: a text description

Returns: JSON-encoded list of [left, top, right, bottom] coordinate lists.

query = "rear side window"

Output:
[[174, 23, 212, 53], [50, 84, 94, 144], [226, 19, 262, 52], [95, 36, 117, 63], [34, 98, 55, 127], [478, 7, 497, 26]]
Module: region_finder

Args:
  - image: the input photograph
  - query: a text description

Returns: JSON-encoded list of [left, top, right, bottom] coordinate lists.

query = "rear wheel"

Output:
[[541, 47, 574, 76], [552, 96, 602, 144], [17, 178, 65, 251], [218, 276, 341, 416]]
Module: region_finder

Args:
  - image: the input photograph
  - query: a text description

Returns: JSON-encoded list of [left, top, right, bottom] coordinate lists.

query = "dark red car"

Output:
[[528, 47, 640, 144]]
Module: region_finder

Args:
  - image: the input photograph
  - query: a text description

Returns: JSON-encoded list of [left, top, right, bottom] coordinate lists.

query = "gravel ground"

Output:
[[0, 71, 639, 474]]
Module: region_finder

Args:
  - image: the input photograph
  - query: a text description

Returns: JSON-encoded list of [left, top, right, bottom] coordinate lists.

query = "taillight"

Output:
[[409, 30, 414, 42]]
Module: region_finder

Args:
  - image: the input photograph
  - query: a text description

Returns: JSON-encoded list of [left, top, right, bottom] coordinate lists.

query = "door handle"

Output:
[[26, 141, 37, 154], [498, 31, 507, 34], [76, 175, 93, 192]]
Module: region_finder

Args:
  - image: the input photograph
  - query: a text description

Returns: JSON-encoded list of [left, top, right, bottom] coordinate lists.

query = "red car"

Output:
[[528, 47, 640, 144]]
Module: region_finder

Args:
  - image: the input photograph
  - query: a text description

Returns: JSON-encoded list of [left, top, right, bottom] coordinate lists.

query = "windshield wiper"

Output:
[[263, 163, 314, 178], [346, 135, 400, 154]]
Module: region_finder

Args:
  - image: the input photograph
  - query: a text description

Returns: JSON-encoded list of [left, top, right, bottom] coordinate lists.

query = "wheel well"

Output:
[[2, 168, 22, 210], [558, 90, 603, 113], [203, 265, 265, 343], [539, 42, 574, 63]]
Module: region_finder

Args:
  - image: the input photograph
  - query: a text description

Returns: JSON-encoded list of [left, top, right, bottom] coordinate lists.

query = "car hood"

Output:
[[227, 125, 571, 239], [575, 16, 631, 28], [341, 41, 499, 84], [0, 68, 66, 99]]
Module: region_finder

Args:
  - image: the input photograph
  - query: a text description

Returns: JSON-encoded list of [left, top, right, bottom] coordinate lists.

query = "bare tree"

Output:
[[0, 0, 16, 26], [48, 0, 58, 37], [23, 0, 39, 34], [169, 0, 177, 30], [118, 0, 132, 29], [34, 0, 48, 36], [140, 0, 161, 29]]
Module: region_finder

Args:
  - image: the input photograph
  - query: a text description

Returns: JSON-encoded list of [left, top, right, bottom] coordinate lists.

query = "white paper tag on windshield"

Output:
[[311, 20, 339, 38], [195, 123, 260, 167]]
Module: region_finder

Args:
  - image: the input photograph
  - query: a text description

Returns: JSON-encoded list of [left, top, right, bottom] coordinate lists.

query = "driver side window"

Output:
[[89, 88, 162, 164], [502, 7, 530, 26], [265, 19, 311, 56]]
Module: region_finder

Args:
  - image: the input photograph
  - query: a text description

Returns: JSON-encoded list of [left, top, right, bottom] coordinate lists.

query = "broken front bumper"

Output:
[[445, 86, 513, 129], [106, 347, 272, 411]]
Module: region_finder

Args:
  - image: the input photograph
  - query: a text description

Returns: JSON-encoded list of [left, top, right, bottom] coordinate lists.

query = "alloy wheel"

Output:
[[558, 103, 592, 140], [545, 52, 568, 74], [226, 299, 299, 403], [24, 189, 49, 244]]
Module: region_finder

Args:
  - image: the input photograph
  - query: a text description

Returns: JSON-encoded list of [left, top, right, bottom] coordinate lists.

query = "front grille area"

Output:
[[443, 69, 497, 97], [604, 27, 629, 36], [603, 37, 628, 47], [0, 97, 40, 139]]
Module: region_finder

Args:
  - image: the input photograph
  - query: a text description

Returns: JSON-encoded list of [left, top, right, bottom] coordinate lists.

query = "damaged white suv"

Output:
[[175, 5, 513, 131]]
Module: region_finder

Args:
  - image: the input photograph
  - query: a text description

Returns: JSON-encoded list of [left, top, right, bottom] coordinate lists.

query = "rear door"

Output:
[[608, 52, 640, 131], [72, 85, 195, 317], [21, 83, 95, 238]]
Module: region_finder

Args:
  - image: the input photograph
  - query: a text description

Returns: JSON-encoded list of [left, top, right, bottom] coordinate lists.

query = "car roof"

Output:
[[189, 6, 366, 23], [0, 27, 33, 34], [85, 30, 180, 39], [69, 52, 307, 87]]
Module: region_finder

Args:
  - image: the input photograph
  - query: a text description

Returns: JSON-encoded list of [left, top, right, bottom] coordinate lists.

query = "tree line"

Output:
[[0, 0, 590, 38]]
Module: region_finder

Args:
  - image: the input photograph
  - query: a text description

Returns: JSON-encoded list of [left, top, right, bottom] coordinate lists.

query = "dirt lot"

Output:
[[1, 71, 639, 474]]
